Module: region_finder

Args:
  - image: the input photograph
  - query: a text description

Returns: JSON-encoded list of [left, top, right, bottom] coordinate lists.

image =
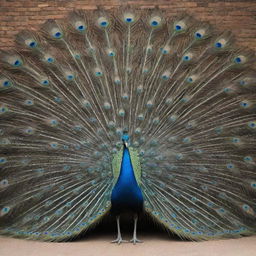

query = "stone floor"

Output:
[[0, 233, 256, 256]]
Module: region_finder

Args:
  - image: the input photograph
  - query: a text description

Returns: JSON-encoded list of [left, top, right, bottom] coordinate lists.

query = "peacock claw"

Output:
[[111, 238, 128, 244], [130, 238, 143, 245]]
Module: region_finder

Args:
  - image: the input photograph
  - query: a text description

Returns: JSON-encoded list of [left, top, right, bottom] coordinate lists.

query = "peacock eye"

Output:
[[54, 97, 61, 103], [67, 74, 74, 80], [175, 25, 182, 30], [232, 137, 240, 143], [240, 100, 250, 108], [25, 99, 34, 106], [74, 20, 86, 32], [118, 109, 125, 117], [1, 206, 10, 215], [234, 55, 246, 64], [78, 25, 85, 31], [214, 38, 227, 49], [195, 32, 202, 38], [242, 204, 250, 211], [114, 77, 121, 84], [240, 80, 245, 86], [0, 106, 9, 114], [0, 157, 7, 164], [161, 71, 170, 80], [98, 17, 109, 28], [24, 38, 37, 48], [0, 179, 8, 186], [251, 182, 256, 188], [124, 14, 135, 23], [2, 80, 12, 88], [174, 21, 186, 32], [25, 127, 34, 134], [194, 29, 205, 39], [41, 79, 49, 86], [150, 16, 161, 27], [95, 68, 103, 77], [48, 57, 54, 63], [244, 156, 253, 162], [29, 41, 37, 48], [13, 59, 22, 67], [215, 42, 222, 48], [54, 31, 62, 38], [223, 87, 232, 93], [160, 46, 170, 55], [208, 202, 213, 208], [50, 142, 58, 149], [49, 119, 58, 127], [235, 57, 241, 63], [183, 55, 190, 61], [227, 163, 234, 169], [248, 121, 256, 129], [151, 21, 158, 26], [107, 48, 115, 57], [182, 52, 193, 61]]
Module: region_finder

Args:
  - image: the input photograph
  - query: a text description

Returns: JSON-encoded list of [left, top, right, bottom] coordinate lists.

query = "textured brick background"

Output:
[[0, 0, 255, 51]]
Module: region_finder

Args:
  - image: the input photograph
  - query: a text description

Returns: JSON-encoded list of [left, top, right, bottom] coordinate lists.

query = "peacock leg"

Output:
[[111, 215, 128, 244], [130, 214, 143, 245]]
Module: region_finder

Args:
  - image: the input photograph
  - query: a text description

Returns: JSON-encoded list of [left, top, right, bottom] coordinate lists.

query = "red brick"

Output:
[[0, 0, 255, 52]]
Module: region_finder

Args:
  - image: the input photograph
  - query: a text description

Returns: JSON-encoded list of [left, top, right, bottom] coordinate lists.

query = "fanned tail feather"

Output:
[[0, 7, 255, 241]]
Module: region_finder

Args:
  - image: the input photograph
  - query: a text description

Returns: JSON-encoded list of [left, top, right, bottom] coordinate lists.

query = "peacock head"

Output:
[[122, 132, 129, 147]]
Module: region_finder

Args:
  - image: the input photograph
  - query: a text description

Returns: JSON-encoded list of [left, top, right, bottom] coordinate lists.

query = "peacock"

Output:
[[0, 6, 256, 245]]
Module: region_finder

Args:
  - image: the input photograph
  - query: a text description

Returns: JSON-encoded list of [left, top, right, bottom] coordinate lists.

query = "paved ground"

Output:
[[1, 233, 256, 256]]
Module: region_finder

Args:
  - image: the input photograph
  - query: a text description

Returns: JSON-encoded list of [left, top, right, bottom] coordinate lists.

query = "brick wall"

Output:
[[0, 0, 255, 51]]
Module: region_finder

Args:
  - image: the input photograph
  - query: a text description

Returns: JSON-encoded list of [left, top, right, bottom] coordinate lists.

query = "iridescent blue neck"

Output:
[[111, 146, 144, 214], [117, 147, 138, 187]]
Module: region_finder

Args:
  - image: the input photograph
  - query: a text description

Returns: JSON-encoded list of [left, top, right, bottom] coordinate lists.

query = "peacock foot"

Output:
[[111, 237, 128, 245], [130, 237, 143, 245]]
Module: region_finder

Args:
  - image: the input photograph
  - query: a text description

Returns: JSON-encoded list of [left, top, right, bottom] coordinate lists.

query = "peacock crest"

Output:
[[0, 6, 256, 243]]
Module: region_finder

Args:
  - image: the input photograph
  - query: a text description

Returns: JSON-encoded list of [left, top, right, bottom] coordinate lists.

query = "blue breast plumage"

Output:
[[111, 146, 144, 214]]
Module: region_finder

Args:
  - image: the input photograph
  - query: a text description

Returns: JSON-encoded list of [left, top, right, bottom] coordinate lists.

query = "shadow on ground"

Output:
[[75, 212, 181, 242]]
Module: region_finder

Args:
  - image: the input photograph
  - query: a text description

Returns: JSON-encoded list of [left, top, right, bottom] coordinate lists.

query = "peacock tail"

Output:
[[0, 6, 256, 242]]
